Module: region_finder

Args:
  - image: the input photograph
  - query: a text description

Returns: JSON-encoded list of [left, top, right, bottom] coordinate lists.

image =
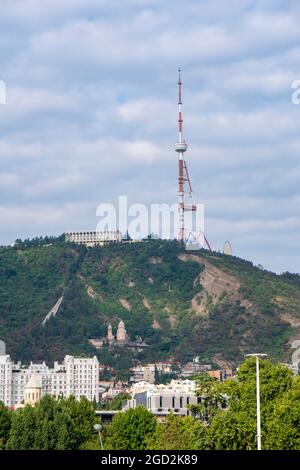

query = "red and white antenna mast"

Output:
[[175, 69, 196, 242]]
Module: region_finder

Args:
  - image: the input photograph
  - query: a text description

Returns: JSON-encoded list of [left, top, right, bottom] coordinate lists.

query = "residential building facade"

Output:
[[0, 353, 99, 407]]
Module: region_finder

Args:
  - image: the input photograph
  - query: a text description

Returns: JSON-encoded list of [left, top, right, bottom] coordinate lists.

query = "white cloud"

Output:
[[0, 0, 299, 273]]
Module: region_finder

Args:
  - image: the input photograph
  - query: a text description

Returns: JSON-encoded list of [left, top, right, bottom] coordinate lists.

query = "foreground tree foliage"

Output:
[[6, 396, 98, 450], [264, 376, 300, 450], [103, 406, 157, 450], [0, 402, 12, 449], [147, 414, 206, 450], [194, 359, 299, 450]]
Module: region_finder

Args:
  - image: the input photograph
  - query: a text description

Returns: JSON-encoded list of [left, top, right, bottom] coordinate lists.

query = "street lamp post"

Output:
[[246, 353, 268, 450], [94, 423, 103, 450]]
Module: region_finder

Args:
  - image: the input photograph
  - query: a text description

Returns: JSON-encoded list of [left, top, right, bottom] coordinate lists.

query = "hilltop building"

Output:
[[65, 230, 122, 247]]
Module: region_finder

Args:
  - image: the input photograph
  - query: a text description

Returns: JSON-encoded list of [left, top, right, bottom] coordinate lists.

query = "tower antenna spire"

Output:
[[175, 68, 196, 242]]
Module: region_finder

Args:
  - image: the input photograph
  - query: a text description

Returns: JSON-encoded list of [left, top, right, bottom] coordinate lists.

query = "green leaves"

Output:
[[200, 359, 299, 450], [104, 406, 157, 450], [5, 395, 98, 450], [0, 402, 11, 449], [147, 414, 206, 450]]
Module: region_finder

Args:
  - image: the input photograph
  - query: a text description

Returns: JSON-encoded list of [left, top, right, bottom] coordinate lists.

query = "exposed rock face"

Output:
[[178, 253, 257, 316]]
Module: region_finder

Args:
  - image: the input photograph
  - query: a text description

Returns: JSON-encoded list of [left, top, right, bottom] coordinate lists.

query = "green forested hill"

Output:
[[0, 237, 299, 372]]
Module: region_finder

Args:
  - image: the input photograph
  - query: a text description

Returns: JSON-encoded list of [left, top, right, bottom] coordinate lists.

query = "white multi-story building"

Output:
[[65, 230, 122, 247], [0, 353, 99, 407], [0, 354, 13, 405], [123, 379, 199, 418]]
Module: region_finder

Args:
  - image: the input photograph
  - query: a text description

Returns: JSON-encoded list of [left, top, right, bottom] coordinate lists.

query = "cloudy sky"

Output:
[[0, 0, 300, 273]]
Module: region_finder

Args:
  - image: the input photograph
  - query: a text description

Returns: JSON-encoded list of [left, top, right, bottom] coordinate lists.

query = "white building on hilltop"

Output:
[[0, 351, 99, 407], [65, 230, 122, 247]]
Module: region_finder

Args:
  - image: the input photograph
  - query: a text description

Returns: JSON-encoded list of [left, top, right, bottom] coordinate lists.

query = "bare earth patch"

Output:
[[149, 257, 162, 264], [152, 319, 161, 329], [143, 298, 151, 310], [87, 286, 103, 301], [280, 313, 300, 328], [119, 298, 131, 311], [169, 316, 178, 328]]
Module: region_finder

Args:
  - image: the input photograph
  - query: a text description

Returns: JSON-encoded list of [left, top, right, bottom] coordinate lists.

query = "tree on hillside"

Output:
[[104, 406, 157, 450]]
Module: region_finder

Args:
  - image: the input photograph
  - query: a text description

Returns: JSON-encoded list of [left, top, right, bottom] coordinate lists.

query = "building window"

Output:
[[159, 396, 163, 408], [172, 396, 175, 408]]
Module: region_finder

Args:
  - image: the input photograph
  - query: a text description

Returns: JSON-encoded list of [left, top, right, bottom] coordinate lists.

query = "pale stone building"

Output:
[[24, 374, 42, 406], [116, 320, 128, 342], [0, 353, 99, 407], [107, 324, 115, 342], [106, 321, 128, 343]]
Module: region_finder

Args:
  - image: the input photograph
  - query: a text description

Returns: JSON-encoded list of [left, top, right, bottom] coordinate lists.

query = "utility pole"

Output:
[[246, 353, 268, 450]]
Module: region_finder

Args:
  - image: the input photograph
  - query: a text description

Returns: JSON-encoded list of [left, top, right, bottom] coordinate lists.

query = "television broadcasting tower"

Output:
[[175, 69, 196, 242]]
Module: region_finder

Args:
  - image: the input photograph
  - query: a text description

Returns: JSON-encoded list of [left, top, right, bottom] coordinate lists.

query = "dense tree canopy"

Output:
[[147, 414, 206, 450], [195, 359, 299, 450], [0, 402, 12, 450], [104, 406, 157, 450], [6, 395, 98, 450]]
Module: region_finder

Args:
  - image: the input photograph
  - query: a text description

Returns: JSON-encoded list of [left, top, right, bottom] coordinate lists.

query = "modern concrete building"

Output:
[[123, 379, 199, 418], [0, 353, 99, 407]]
